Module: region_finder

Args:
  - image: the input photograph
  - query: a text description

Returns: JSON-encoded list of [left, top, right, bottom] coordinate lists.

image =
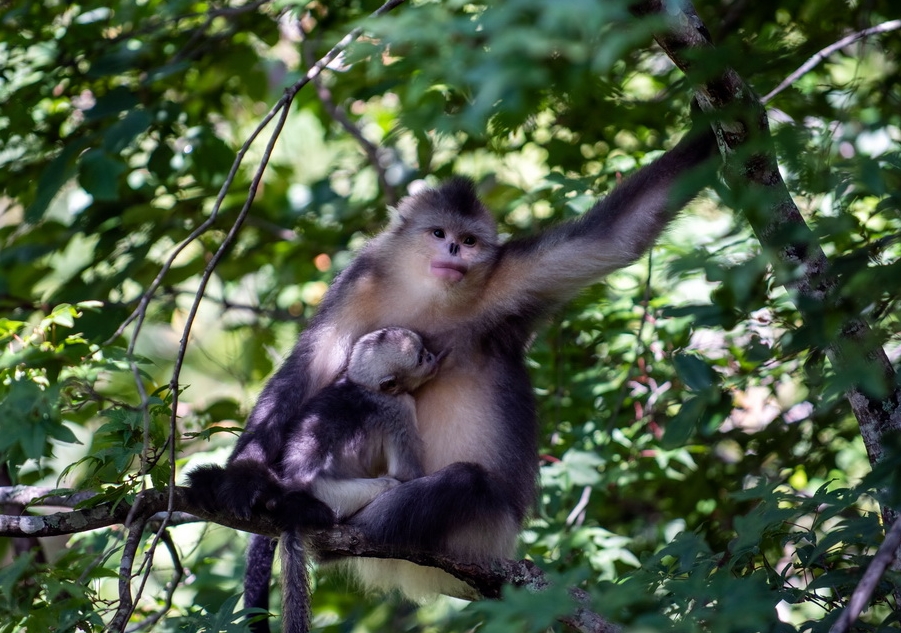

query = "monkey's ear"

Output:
[[379, 376, 399, 394], [386, 206, 407, 229]]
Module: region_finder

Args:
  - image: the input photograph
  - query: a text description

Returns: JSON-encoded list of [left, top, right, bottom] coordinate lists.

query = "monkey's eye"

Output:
[[432, 228, 445, 239], [417, 350, 425, 365], [462, 235, 477, 246]]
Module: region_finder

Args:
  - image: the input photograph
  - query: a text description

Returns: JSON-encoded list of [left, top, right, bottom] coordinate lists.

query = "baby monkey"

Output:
[[188, 326, 442, 525], [282, 326, 444, 519], [280, 327, 443, 633], [188, 327, 443, 633]]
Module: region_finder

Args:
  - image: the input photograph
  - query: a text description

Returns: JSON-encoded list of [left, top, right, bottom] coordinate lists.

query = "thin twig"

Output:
[[298, 19, 400, 205], [828, 515, 901, 633], [761, 20, 901, 104], [107, 514, 148, 632], [125, 530, 184, 633]]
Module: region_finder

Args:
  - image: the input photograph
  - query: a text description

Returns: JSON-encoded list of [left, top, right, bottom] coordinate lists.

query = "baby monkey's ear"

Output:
[[379, 375, 400, 394]]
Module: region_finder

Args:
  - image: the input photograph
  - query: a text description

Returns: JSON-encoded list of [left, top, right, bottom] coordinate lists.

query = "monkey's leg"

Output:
[[347, 462, 517, 555], [311, 477, 401, 519], [341, 462, 519, 600]]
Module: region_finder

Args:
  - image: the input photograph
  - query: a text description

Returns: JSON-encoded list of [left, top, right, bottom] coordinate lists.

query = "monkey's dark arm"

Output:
[[489, 124, 718, 312], [183, 291, 356, 521]]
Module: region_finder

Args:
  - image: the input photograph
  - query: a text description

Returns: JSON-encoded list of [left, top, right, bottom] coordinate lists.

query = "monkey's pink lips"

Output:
[[430, 260, 467, 282]]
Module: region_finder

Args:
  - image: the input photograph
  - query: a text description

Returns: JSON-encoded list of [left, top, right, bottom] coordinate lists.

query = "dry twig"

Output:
[[762, 20, 901, 104]]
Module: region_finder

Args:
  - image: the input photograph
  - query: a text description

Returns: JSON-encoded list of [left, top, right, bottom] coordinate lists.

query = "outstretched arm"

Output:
[[488, 124, 718, 313]]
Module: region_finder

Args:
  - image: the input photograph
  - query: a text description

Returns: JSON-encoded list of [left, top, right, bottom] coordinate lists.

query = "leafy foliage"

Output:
[[1, 0, 901, 631]]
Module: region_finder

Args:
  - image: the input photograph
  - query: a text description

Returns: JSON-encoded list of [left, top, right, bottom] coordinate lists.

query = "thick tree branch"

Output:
[[0, 485, 617, 633]]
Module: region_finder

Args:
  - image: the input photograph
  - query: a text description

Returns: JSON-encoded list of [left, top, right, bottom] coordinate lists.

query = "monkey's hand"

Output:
[[268, 488, 336, 530], [185, 461, 284, 521]]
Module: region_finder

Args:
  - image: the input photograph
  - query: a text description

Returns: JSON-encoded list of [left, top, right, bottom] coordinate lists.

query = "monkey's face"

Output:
[[389, 330, 443, 392], [426, 225, 483, 284], [389, 180, 499, 297]]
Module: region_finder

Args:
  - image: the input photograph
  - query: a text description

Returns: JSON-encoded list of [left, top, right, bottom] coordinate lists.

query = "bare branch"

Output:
[[108, 514, 148, 632], [762, 20, 901, 104], [0, 467, 45, 563], [0, 500, 131, 537], [125, 530, 184, 633], [829, 515, 901, 633]]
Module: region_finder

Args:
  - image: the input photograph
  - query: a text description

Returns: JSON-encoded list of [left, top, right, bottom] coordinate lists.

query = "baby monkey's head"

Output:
[[346, 327, 445, 395]]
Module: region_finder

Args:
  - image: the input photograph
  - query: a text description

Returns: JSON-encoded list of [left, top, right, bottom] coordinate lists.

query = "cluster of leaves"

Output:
[[2, 0, 901, 631]]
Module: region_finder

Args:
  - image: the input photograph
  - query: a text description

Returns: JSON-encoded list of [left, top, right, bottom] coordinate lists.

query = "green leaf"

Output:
[[150, 462, 171, 489], [78, 150, 126, 201], [0, 381, 60, 462], [24, 140, 88, 222], [102, 109, 152, 153], [84, 86, 139, 120], [186, 127, 235, 188], [560, 449, 603, 486], [661, 395, 706, 449], [672, 352, 717, 392]]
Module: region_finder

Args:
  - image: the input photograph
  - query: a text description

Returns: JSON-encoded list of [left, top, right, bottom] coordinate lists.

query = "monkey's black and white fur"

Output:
[[187, 120, 717, 633], [281, 326, 441, 519], [278, 326, 441, 633]]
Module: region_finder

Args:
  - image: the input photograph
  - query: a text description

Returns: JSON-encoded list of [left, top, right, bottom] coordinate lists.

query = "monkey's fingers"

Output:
[[271, 489, 336, 530]]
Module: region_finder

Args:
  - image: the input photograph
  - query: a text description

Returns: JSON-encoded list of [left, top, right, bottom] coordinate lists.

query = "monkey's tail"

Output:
[[280, 529, 313, 633]]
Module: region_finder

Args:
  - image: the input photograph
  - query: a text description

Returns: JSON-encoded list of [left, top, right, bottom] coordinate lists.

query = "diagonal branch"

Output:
[[125, 530, 184, 633], [829, 515, 901, 633], [108, 514, 148, 632], [631, 0, 901, 599], [762, 19, 901, 104]]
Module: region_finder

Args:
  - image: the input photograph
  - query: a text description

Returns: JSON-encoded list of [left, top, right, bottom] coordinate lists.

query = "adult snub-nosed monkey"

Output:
[[188, 117, 718, 633]]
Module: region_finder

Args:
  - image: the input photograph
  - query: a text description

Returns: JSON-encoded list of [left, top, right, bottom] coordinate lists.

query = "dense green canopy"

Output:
[[1, 1, 900, 631]]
